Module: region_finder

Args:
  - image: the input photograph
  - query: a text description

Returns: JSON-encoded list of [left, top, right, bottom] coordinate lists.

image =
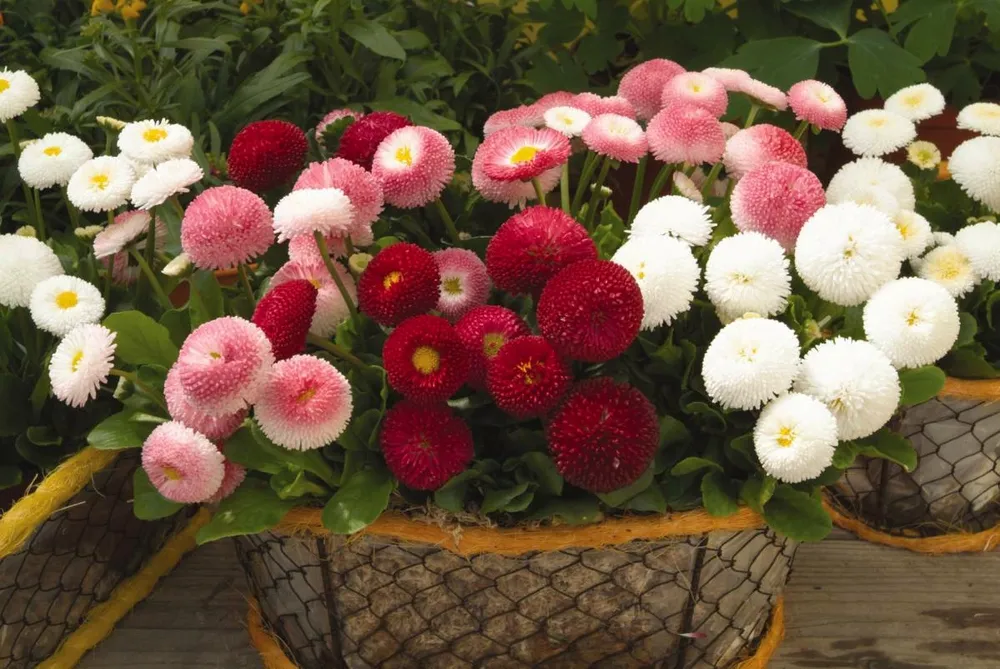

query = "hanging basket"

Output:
[[237, 507, 794, 669], [832, 377, 1000, 552]]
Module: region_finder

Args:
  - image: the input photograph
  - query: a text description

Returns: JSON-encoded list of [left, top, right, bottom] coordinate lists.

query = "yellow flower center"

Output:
[[690, 82, 702, 94], [730, 272, 753, 285], [906, 309, 921, 326], [442, 277, 462, 295], [383, 271, 403, 290], [516, 359, 542, 385], [562, 116, 574, 126], [931, 251, 967, 281], [737, 346, 758, 362], [209, 351, 222, 359], [635, 261, 646, 280], [978, 107, 1000, 119], [776, 426, 795, 448], [867, 116, 886, 128], [904, 94, 923, 108], [308, 278, 322, 289], [395, 145, 413, 166], [896, 221, 911, 239], [90, 173, 110, 191], [55, 291, 78, 310], [510, 145, 539, 164], [482, 333, 506, 359], [71, 350, 84, 372], [0, 79, 9, 93], [815, 90, 831, 103], [44, 146, 62, 157], [297, 387, 317, 403], [411, 346, 440, 375], [163, 466, 183, 481], [143, 127, 168, 143]]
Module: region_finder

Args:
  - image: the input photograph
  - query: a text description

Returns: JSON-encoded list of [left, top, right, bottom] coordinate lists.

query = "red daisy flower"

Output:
[[380, 401, 474, 490], [251, 279, 317, 361], [383, 314, 470, 402], [537, 259, 643, 363], [487, 336, 572, 418], [227, 120, 308, 193], [486, 206, 597, 297], [357, 242, 440, 326], [455, 305, 531, 389], [478, 127, 571, 183], [336, 111, 412, 170], [546, 377, 659, 493]]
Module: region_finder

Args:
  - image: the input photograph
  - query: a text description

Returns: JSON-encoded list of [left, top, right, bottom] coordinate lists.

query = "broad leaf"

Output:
[[103, 311, 179, 369], [701, 471, 739, 517], [133, 469, 184, 521], [858, 431, 917, 472], [187, 270, 224, 328], [670, 456, 722, 476], [786, 0, 852, 39], [847, 29, 926, 99], [597, 466, 654, 508], [89, 411, 157, 450], [322, 468, 394, 535], [482, 482, 532, 514], [196, 481, 298, 543], [343, 20, 406, 61], [723, 37, 823, 90], [763, 485, 831, 542], [898, 366, 946, 407]]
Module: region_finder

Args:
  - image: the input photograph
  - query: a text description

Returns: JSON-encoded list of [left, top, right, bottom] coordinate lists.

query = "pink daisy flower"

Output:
[[288, 225, 375, 264], [570, 93, 636, 120], [702, 67, 753, 91], [371, 126, 456, 208], [315, 108, 363, 142], [723, 124, 807, 180], [731, 162, 826, 250], [647, 104, 726, 165], [534, 91, 578, 113], [618, 59, 686, 120], [253, 354, 353, 451], [788, 80, 848, 131], [582, 114, 648, 163], [99, 212, 166, 284], [483, 105, 541, 137], [206, 460, 247, 503], [434, 248, 490, 322], [164, 365, 247, 442], [739, 78, 788, 110], [472, 152, 561, 208], [293, 158, 384, 229], [721, 122, 740, 139], [175, 317, 275, 414], [181, 186, 274, 270], [93, 210, 156, 260], [272, 188, 355, 243], [141, 422, 226, 503], [270, 259, 356, 338], [661, 72, 728, 118], [478, 126, 571, 182]]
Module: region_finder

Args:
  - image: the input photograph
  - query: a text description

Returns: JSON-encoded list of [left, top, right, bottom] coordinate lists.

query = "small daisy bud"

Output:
[[349, 252, 372, 275], [14, 225, 36, 238], [162, 252, 192, 277], [96, 116, 127, 131]]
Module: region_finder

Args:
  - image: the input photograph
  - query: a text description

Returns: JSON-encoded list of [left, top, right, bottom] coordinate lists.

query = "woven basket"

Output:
[[236, 508, 795, 668]]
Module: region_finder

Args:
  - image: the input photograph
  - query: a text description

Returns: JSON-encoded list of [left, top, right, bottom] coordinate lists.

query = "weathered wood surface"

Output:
[[80, 531, 1000, 668]]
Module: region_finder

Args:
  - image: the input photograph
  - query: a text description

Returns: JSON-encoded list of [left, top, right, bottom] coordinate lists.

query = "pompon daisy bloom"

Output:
[[955, 221, 1000, 280], [357, 242, 440, 326], [0, 234, 63, 308], [272, 188, 354, 243], [893, 210, 933, 260], [660, 72, 728, 118], [270, 260, 355, 338], [487, 335, 571, 419], [738, 78, 788, 111], [842, 109, 917, 157], [129, 158, 203, 210], [294, 158, 384, 229], [794, 203, 904, 306], [0, 69, 40, 122], [848, 184, 900, 216], [175, 317, 275, 414], [254, 355, 353, 450], [864, 277, 960, 368], [731, 162, 825, 250], [383, 315, 470, 403], [543, 106, 592, 137], [49, 323, 116, 408], [630, 195, 714, 247], [287, 227, 375, 264], [117, 120, 194, 165], [434, 248, 490, 322], [537, 259, 643, 363], [372, 126, 455, 208], [471, 152, 561, 207], [826, 157, 916, 211], [17, 133, 93, 189], [787, 80, 847, 131], [723, 125, 806, 180], [67, 156, 136, 212], [479, 126, 571, 182], [315, 108, 363, 142], [611, 236, 699, 330], [547, 377, 659, 494], [29, 276, 104, 337], [706, 232, 791, 322], [164, 366, 246, 442], [581, 114, 647, 163], [207, 461, 247, 503], [337, 111, 412, 170], [647, 104, 725, 165], [916, 244, 977, 298], [534, 91, 578, 113], [702, 67, 753, 91], [181, 186, 273, 270], [228, 120, 308, 193], [141, 422, 226, 503], [380, 401, 474, 491], [618, 58, 686, 120], [702, 317, 801, 411], [795, 338, 900, 440], [483, 105, 541, 137], [569, 93, 636, 120], [957, 102, 1000, 136], [251, 279, 317, 361], [948, 136, 1000, 212], [672, 172, 703, 202], [455, 305, 531, 389], [485, 206, 597, 296], [884, 83, 946, 122], [754, 393, 838, 484], [907, 140, 942, 170]]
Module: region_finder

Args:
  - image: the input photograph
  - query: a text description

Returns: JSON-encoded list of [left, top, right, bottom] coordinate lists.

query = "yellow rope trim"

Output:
[[733, 596, 784, 669], [0, 447, 119, 559], [940, 377, 1000, 402], [273, 506, 765, 557], [36, 507, 213, 669]]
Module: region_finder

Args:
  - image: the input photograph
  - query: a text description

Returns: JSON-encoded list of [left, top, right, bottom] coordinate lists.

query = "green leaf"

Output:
[[343, 19, 407, 61], [898, 365, 946, 407], [225, 423, 339, 486], [368, 98, 462, 131], [518, 452, 563, 496], [670, 457, 722, 476], [482, 482, 532, 514], [433, 470, 479, 513], [659, 415, 692, 449], [318, 115, 356, 154], [133, 469, 184, 521], [956, 312, 977, 349], [336, 408, 381, 451], [89, 411, 156, 450], [0, 466, 23, 489], [26, 425, 61, 447], [785, 0, 852, 39], [847, 29, 926, 99], [597, 466, 654, 508], [888, 0, 956, 63], [527, 498, 603, 525], [269, 469, 328, 500], [187, 271, 224, 328], [159, 309, 190, 350], [0, 375, 29, 437], [103, 311, 179, 369], [322, 468, 394, 534], [740, 476, 775, 515], [701, 471, 739, 517], [831, 441, 860, 469], [196, 481, 298, 543], [722, 37, 823, 90], [857, 431, 917, 472], [763, 485, 831, 541]]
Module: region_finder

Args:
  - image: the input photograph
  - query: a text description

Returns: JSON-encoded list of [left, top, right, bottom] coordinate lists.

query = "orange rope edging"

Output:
[[940, 377, 1000, 402]]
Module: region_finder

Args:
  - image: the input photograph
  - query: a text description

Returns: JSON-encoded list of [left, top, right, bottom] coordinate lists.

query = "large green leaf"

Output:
[[196, 481, 298, 543], [898, 366, 946, 407], [887, 0, 957, 63], [89, 411, 159, 450], [133, 469, 184, 521], [785, 0, 852, 39], [481, 482, 533, 514], [701, 471, 739, 517], [722, 37, 823, 90], [597, 466, 654, 508], [763, 486, 831, 542], [187, 270, 224, 328], [847, 29, 926, 99], [343, 20, 406, 61], [103, 311, 179, 369], [322, 468, 394, 535], [857, 431, 917, 472], [670, 457, 722, 476]]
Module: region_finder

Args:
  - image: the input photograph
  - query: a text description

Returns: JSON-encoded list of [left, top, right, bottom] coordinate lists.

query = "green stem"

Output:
[[62, 187, 80, 229], [128, 248, 173, 311], [144, 208, 157, 292], [571, 152, 600, 215], [109, 369, 168, 413], [433, 198, 460, 245], [532, 177, 547, 207], [700, 162, 724, 199], [792, 119, 809, 141], [559, 163, 570, 213], [344, 236, 356, 257], [306, 333, 367, 371], [238, 263, 255, 308], [16, 307, 35, 363], [647, 163, 674, 201], [743, 104, 760, 128], [6, 120, 43, 238], [32, 188, 45, 241], [627, 155, 648, 225], [314, 230, 359, 321], [169, 196, 185, 220], [583, 158, 612, 231]]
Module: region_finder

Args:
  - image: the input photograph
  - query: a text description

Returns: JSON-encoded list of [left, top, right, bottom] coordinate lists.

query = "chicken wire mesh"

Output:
[[236, 525, 796, 669], [835, 395, 1000, 535], [0, 452, 192, 668]]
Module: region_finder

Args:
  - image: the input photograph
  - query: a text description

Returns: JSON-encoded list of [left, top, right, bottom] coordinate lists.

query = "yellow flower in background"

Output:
[[907, 141, 941, 170], [91, 0, 114, 15], [240, 0, 262, 15], [115, 0, 146, 20]]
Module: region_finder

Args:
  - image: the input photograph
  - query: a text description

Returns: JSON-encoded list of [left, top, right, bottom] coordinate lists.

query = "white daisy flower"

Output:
[[826, 157, 916, 211], [672, 171, 703, 203], [906, 141, 941, 170], [795, 338, 900, 440], [863, 277, 961, 369], [957, 102, 1000, 136], [884, 83, 946, 122], [17, 133, 93, 190], [0, 234, 64, 308], [29, 276, 105, 337], [630, 195, 714, 246], [49, 323, 117, 408], [67, 156, 136, 213], [754, 393, 838, 484], [702, 317, 801, 411], [915, 245, 977, 298], [92, 210, 153, 259], [932, 231, 956, 248], [954, 221, 1000, 281], [117, 119, 194, 165], [705, 232, 791, 322], [893, 210, 933, 259], [129, 158, 204, 210], [611, 235, 700, 330], [794, 203, 904, 307], [543, 106, 592, 138], [272, 188, 356, 243], [849, 184, 900, 216], [842, 109, 917, 157], [0, 69, 40, 122], [948, 136, 1000, 212], [162, 253, 192, 277]]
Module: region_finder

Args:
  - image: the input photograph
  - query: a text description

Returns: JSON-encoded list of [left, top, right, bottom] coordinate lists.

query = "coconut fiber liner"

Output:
[[237, 507, 794, 668]]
